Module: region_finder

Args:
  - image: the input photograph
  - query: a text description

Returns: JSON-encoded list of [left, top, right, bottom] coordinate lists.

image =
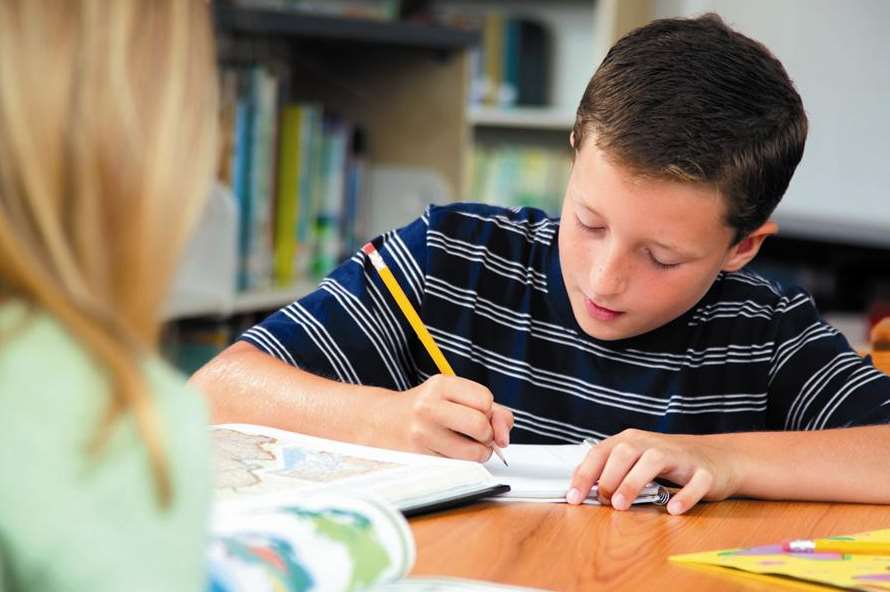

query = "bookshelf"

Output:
[[214, 4, 478, 51], [164, 3, 480, 323]]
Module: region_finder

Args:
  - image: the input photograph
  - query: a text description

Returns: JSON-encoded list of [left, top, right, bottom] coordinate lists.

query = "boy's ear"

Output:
[[721, 221, 778, 272], [570, 131, 575, 149]]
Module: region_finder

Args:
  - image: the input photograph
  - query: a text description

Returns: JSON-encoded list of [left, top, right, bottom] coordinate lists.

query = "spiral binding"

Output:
[[654, 486, 671, 506]]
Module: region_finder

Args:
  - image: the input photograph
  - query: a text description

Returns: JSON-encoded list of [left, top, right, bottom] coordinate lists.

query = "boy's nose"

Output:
[[589, 253, 628, 297]]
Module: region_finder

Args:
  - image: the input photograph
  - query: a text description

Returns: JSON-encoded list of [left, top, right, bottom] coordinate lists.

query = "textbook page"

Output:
[[213, 424, 499, 512], [483, 444, 669, 505], [210, 494, 414, 591], [211, 495, 551, 592]]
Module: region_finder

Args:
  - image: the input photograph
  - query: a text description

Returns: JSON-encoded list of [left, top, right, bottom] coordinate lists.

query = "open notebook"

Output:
[[483, 443, 670, 506], [212, 423, 508, 516]]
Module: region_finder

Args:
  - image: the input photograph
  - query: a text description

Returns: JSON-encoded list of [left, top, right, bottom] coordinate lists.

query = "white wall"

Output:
[[655, 0, 890, 247]]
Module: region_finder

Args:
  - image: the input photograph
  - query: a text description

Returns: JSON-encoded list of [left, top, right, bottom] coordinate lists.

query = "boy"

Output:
[[193, 14, 890, 515]]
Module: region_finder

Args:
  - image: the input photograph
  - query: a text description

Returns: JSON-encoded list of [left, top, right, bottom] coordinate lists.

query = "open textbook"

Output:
[[212, 423, 508, 516], [210, 494, 550, 592], [483, 443, 670, 506]]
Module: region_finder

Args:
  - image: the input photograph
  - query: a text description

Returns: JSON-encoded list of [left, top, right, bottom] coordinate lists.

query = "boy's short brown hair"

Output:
[[572, 14, 807, 243]]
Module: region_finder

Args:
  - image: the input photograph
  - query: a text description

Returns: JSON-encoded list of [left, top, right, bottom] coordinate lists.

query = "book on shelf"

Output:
[[435, 8, 551, 108], [470, 145, 570, 216], [237, 65, 279, 291]]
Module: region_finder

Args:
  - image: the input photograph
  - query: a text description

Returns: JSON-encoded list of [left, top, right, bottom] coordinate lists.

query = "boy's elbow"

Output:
[[188, 341, 261, 422]]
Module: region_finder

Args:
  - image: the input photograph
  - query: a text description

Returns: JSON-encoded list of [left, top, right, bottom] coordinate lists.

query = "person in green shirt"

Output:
[[0, 1, 220, 590]]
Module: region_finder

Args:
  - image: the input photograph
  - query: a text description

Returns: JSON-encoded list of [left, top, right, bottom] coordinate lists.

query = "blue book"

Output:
[[232, 73, 255, 292]]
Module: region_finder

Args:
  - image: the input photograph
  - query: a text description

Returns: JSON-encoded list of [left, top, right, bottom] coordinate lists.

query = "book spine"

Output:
[[500, 18, 519, 107], [482, 12, 503, 106], [295, 103, 322, 279], [312, 115, 349, 277], [245, 66, 278, 290], [233, 70, 255, 292], [273, 105, 302, 287]]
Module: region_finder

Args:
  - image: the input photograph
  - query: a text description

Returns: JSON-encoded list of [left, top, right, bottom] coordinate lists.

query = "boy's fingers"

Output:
[[424, 425, 493, 462], [491, 404, 513, 448], [436, 375, 495, 414], [593, 442, 642, 504], [568, 444, 610, 504], [611, 448, 670, 510], [666, 468, 714, 515], [428, 400, 494, 445]]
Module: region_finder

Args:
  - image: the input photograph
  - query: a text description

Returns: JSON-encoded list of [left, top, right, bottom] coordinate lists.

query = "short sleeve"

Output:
[[766, 287, 890, 430], [239, 209, 430, 391]]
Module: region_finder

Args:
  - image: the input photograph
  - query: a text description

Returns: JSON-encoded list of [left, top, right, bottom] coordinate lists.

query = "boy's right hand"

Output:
[[378, 374, 513, 462]]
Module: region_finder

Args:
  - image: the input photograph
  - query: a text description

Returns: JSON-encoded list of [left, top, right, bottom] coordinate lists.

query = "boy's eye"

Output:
[[648, 252, 681, 269], [575, 215, 604, 233]]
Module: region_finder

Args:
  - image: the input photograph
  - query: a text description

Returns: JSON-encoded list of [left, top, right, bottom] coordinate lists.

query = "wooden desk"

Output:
[[409, 500, 890, 590]]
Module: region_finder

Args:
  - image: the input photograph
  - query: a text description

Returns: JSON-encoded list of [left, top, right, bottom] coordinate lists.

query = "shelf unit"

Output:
[[215, 4, 474, 198], [468, 106, 575, 131], [163, 4, 480, 322], [164, 281, 318, 322], [214, 4, 478, 51]]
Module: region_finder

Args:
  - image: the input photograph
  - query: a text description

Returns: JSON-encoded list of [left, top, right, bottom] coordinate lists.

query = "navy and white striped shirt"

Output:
[[240, 203, 890, 444]]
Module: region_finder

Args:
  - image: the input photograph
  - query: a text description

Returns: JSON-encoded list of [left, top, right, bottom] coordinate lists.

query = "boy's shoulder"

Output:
[[712, 269, 807, 300], [697, 269, 816, 325], [423, 202, 557, 245], [426, 202, 554, 228]]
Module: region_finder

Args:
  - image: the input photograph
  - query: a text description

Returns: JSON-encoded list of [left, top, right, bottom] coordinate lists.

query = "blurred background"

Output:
[[163, 0, 890, 373]]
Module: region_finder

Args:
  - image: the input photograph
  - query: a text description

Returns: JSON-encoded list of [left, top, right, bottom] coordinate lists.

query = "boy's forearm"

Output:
[[189, 342, 397, 448], [708, 425, 890, 504]]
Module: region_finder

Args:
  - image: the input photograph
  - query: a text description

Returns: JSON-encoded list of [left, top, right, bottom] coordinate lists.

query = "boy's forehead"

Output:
[[570, 146, 735, 252]]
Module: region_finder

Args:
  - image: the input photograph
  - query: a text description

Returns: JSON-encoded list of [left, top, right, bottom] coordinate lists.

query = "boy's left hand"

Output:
[[566, 429, 740, 515]]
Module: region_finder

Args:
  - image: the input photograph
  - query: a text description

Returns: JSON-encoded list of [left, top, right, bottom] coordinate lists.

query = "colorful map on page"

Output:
[[213, 427, 399, 496], [671, 528, 890, 591]]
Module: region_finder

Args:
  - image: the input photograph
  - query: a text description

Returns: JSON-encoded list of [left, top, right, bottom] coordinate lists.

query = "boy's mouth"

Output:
[[584, 298, 625, 321]]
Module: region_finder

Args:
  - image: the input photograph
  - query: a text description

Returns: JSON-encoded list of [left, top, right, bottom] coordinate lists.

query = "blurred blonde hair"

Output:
[[0, 0, 219, 506]]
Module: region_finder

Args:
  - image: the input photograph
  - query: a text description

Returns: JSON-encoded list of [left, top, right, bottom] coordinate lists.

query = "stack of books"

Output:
[[219, 64, 367, 292]]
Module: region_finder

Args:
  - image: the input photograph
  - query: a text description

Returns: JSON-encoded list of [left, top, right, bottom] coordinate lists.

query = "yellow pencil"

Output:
[[362, 242, 508, 466], [783, 539, 890, 555]]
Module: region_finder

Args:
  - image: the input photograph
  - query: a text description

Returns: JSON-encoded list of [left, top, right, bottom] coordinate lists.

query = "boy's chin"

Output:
[[578, 324, 641, 341], [574, 314, 652, 341]]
